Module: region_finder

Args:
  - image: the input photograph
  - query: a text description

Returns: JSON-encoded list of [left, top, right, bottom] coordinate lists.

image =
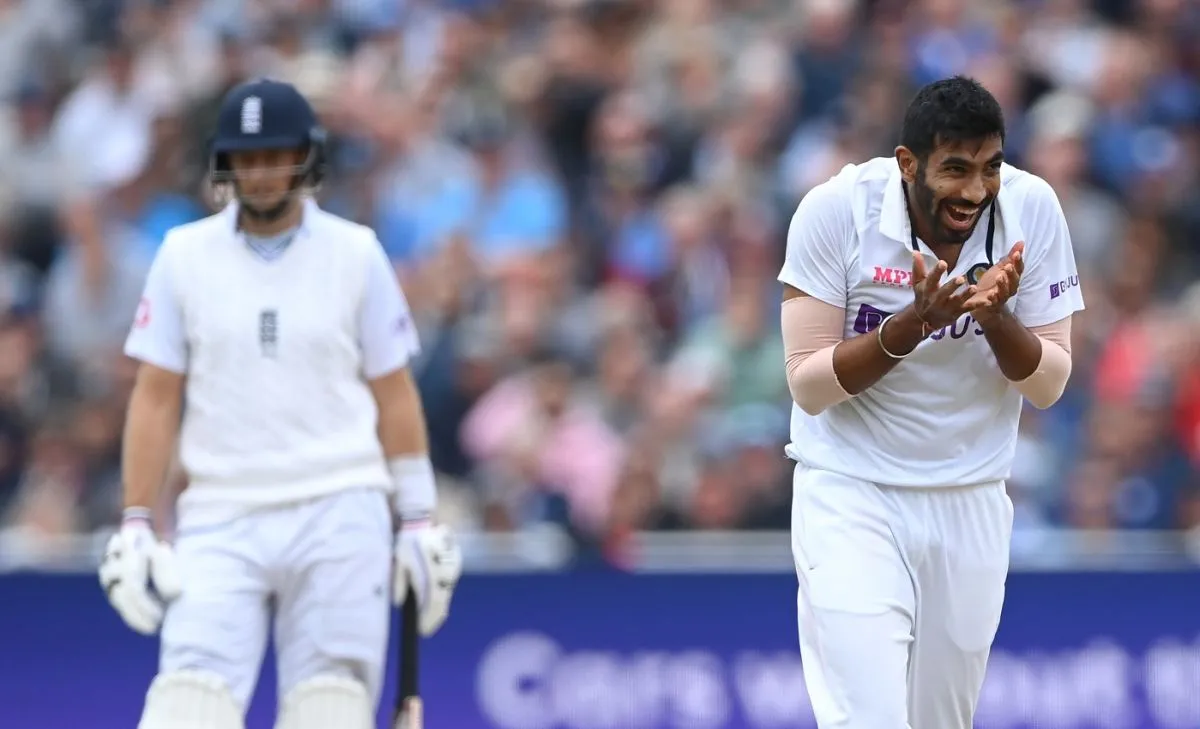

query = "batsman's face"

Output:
[[228, 148, 305, 210], [900, 135, 1004, 246]]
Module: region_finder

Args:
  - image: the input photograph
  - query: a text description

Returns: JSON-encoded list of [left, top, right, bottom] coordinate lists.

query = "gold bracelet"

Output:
[[913, 309, 933, 338]]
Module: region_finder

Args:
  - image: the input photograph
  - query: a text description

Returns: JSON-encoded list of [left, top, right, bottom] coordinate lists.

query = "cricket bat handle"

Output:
[[394, 697, 423, 729]]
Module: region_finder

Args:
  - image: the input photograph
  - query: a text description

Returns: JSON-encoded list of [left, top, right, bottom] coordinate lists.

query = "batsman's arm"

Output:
[[360, 237, 436, 522], [369, 369, 437, 523], [122, 233, 189, 518], [122, 365, 184, 511]]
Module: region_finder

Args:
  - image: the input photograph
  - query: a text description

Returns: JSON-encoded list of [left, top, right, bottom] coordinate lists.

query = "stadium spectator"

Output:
[[0, 0, 1196, 566]]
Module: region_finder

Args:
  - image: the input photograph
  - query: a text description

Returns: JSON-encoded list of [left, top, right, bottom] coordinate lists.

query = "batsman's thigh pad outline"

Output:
[[273, 488, 393, 703], [159, 519, 272, 707], [274, 675, 374, 729], [138, 670, 245, 729]]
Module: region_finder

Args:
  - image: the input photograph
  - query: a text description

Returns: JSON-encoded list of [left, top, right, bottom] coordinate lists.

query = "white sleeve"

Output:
[[124, 238, 188, 374], [1013, 177, 1086, 327], [777, 178, 853, 308], [359, 238, 421, 380]]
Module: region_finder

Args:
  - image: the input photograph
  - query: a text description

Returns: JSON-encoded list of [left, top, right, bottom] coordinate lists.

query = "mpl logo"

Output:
[[1050, 274, 1079, 299], [873, 266, 913, 288]]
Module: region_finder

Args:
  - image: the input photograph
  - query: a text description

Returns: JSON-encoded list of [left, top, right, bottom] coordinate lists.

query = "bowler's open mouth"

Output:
[[943, 202, 981, 233]]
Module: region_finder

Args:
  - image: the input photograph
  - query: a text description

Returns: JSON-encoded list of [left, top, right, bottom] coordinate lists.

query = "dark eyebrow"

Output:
[[941, 152, 1005, 168]]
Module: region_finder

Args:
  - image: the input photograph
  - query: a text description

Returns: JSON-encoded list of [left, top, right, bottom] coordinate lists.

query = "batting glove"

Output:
[[99, 515, 183, 635], [393, 521, 463, 636]]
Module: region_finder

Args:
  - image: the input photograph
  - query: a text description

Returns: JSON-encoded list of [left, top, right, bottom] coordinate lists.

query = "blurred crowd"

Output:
[[0, 0, 1198, 565]]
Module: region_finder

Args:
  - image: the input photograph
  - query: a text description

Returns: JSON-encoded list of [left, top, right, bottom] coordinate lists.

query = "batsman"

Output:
[[98, 78, 463, 729]]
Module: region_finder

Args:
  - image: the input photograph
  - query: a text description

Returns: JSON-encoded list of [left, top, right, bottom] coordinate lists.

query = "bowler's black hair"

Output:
[[899, 76, 1006, 160]]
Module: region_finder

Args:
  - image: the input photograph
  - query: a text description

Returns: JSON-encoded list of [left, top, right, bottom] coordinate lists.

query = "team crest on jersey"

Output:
[[241, 96, 262, 134], [134, 297, 151, 329], [966, 263, 991, 285], [259, 309, 278, 357]]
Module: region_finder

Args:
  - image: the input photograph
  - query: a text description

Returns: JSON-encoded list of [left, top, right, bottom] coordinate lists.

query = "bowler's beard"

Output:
[[908, 170, 986, 246]]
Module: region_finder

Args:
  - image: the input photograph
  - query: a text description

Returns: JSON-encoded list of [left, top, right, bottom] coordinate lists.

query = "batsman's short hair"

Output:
[[899, 76, 1006, 160]]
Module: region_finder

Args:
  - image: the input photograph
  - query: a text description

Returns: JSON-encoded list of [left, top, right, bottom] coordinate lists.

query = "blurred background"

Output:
[[0, 0, 1198, 727]]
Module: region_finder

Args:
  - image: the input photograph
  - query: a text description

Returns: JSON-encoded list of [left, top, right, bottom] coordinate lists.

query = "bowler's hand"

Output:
[[911, 252, 978, 329], [966, 242, 1024, 321]]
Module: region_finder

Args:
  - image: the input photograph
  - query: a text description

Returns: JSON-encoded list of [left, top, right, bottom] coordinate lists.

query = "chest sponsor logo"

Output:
[[873, 266, 913, 288], [852, 303, 985, 341]]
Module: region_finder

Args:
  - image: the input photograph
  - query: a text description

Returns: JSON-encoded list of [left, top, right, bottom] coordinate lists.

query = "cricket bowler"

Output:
[[780, 76, 1084, 728]]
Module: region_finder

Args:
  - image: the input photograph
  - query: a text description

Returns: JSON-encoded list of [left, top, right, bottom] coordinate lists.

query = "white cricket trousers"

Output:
[[157, 487, 393, 710], [791, 464, 1013, 729]]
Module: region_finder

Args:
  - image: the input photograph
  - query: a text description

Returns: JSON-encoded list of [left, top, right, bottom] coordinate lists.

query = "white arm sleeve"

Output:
[[1013, 177, 1086, 327], [124, 238, 188, 374], [777, 178, 853, 308], [360, 239, 421, 380]]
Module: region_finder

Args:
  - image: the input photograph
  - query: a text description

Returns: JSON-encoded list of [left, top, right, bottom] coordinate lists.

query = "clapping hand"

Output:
[[911, 252, 978, 330], [964, 242, 1024, 321]]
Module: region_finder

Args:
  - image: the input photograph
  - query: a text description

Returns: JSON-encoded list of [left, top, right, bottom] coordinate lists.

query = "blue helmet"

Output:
[[209, 78, 327, 189]]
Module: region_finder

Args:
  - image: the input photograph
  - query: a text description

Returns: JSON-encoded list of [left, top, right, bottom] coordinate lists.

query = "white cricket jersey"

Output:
[[125, 200, 421, 521], [778, 157, 1085, 488]]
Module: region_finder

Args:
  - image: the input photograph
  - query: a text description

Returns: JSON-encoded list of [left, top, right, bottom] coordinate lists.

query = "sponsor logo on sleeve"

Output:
[[1050, 274, 1079, 299]]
